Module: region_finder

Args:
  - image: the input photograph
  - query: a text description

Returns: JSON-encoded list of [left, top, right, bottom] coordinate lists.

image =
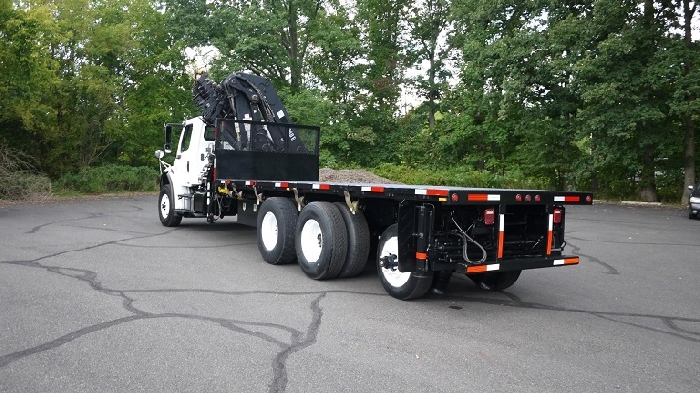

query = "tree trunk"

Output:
[[638, 150, 658, 202], [681, 0, 696, 205]]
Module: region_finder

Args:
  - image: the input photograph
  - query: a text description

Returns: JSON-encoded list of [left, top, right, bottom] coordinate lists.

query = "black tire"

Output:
[[158, 184, 182, 227], [295, 202, 348, 280], [690, 212, 697, 219], [376, 224, 433, 300], [468, 270, 521, 291], [333, 202, 370, 278], [257, 197, 298, 265]]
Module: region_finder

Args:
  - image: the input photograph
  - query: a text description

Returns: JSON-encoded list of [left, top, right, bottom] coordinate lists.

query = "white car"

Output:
[[689, 182, 700, 219]]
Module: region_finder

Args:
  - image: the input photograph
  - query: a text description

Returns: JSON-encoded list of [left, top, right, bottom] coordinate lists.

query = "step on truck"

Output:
[[155, 71, 593, 300]]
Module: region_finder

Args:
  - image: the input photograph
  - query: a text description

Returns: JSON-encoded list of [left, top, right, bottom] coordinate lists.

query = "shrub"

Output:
[[54, 164, 159, 194], [372, 163, 550, 190], [0, 142, 52, 201]]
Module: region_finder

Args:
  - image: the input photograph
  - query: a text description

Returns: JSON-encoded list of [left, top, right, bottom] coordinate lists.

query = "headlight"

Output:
[[690, 197, 700, 203]]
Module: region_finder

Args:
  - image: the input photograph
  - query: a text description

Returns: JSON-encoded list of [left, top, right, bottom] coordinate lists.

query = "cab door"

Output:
[[173, 118, 214, 188]]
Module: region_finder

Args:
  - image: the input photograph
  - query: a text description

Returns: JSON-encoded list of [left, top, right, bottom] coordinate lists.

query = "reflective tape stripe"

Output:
[[466, 263, 500, 273], [275, 182, 289, 188], [312, 183, 330, 190], [554, 196, 580, 202], [415, 189, 449, 197], [361, 186, 385, 193], [467, 194, 501, 201], [497, 214, 505, 259], [553, 257, 579, 265], [246, 181, 256, 186], [546, 214, 553, 255]]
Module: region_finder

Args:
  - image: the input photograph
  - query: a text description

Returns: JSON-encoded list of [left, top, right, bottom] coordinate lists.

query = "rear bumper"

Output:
[[465, 255, 579, 274]]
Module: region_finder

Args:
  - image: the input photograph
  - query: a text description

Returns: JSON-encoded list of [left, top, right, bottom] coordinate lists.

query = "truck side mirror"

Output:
[[164, 125, 173, 154]]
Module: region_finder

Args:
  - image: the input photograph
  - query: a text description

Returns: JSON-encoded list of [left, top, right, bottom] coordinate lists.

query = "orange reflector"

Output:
[[426, 189, 448, 197], [497, 230, 504, 259], [416, 252, 427, 260], [466, 265, 487, 273]]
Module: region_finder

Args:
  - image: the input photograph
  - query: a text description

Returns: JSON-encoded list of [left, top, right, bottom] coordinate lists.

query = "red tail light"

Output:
[[553, 208, 562, 224], [484, 208, 495, 225]]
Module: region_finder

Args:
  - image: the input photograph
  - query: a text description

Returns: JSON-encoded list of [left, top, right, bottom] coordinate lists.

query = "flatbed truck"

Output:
[[155, 71, 593, 300]]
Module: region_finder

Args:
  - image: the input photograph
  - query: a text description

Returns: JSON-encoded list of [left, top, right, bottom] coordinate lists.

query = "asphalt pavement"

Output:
[[0, 196, 698, 392]]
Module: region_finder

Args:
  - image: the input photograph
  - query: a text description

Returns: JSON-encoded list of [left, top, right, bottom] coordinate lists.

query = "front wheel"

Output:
[[468, 270, 521, 291], [376, 224, 433, 300], [158, 184, 182, 227]]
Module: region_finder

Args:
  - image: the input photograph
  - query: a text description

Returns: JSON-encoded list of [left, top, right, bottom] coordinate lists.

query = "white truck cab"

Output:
[[157, 117, 215, 212]]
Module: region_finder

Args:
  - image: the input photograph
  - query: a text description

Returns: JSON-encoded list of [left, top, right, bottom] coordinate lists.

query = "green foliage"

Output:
[[0, 0, 193, 178], [54, 165, 159, 194], [373, 163, 549, 190], [0, 0, 696, 204]]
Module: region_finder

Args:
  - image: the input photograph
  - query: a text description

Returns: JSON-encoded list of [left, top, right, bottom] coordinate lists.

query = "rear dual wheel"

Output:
[[258, 199, 371, 280], [296, 202, 348, 280], [376, 224, 433, 300], [333, 202, 370, 278], [257, 197, 298, 265]]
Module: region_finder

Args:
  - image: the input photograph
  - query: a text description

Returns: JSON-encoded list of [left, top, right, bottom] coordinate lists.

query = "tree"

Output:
[[674, 0, 699, 204], [407, 0, 452, 129]]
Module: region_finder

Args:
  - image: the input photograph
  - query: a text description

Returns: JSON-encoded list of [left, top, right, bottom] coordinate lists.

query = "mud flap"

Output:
[[397, 202, 434, 274]]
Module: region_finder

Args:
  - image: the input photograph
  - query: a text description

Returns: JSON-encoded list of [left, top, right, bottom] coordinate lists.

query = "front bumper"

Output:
[[689, 202, 700, 215]]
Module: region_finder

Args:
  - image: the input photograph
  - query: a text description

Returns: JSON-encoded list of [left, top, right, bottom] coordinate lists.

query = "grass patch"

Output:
[[54, 164, 159, 194]]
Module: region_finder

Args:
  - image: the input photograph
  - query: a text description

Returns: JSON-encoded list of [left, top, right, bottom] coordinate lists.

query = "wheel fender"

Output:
[[162, 170, 188, 211]]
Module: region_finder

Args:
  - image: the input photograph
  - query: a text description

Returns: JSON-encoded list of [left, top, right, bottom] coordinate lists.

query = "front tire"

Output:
[[257, 197, 298, 265], [158, 184, 182, 227], [377, 224, 433, 300], [468, 270, 521, 291], [295, 202, 348, 280]]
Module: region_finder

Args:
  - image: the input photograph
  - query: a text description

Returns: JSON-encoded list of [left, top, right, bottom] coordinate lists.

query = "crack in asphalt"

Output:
[[26, 212, 105, 234], [268, 293, 326, 393], [0, 237, 326, 393], [2, 209, 699, 391], [568, 241, 619, 274], [441, 291, 700, 343]]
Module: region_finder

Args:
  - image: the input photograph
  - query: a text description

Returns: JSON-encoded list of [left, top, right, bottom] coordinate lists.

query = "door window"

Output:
[[180, 124, 193, 152]]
